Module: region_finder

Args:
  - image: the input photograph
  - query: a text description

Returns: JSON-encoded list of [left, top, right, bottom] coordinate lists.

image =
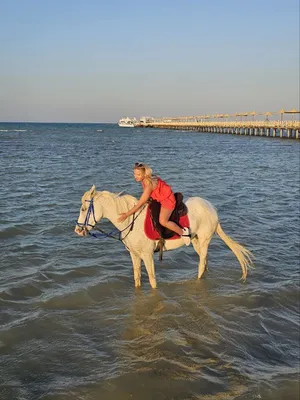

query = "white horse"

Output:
[[75, 185, 254, 289]]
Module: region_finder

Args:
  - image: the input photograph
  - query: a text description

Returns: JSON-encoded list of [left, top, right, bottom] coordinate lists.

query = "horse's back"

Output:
[[185, 196, 219, 233], [186, 196, 217, 212]]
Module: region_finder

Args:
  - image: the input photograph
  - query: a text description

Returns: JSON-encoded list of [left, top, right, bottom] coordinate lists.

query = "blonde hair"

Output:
[[133, 162, 154, 184]]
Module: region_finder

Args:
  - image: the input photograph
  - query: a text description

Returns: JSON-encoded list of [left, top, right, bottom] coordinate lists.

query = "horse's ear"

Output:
[[90, 185, 96, 198]]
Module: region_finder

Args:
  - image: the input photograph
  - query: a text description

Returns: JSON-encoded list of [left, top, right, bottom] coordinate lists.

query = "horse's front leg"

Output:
[[129, 252, 142, 288], [142, 253, 157, 289]]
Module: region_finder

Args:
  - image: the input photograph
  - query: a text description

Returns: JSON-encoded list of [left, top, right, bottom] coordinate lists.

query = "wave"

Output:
[[0, 224, 36, 239], [0, 129, 27, 132]]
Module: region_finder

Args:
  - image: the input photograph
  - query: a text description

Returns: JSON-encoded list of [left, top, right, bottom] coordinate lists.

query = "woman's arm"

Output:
[[117, 183, 152, 222]]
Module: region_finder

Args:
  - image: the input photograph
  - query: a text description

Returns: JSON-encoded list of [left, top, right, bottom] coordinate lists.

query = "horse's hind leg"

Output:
[[130, 252, 142, 288], [192, 236, 210, 279], [198, 241, 209, 279]]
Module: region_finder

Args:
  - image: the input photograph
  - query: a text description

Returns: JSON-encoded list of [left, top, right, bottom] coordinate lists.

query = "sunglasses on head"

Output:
[[134, 162, 145, 168]]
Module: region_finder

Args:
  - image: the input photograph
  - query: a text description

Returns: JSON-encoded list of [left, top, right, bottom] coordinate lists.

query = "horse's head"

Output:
[[75, 187, 139, 236], [74, 185, 102, 236]]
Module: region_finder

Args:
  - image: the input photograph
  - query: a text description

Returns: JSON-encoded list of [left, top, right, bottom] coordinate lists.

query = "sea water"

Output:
[[0, 123, 299, 399]]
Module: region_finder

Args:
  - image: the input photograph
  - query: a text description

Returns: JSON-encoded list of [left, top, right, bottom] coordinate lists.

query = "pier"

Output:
[[137, 109, 300, 139]]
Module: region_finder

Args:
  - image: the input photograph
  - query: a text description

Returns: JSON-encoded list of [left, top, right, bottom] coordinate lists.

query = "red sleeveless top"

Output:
[[143, 177, 176, 210]]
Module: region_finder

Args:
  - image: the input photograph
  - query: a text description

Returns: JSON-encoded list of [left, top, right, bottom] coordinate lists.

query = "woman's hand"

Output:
[[117, 212, 128, 223]]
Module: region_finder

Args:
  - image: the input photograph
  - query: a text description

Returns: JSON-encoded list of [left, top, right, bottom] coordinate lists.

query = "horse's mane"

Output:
[[94, 191, 138, 214]]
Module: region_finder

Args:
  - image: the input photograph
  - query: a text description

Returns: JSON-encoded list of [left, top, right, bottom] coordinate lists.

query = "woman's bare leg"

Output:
[[159, 207, 183, 236]]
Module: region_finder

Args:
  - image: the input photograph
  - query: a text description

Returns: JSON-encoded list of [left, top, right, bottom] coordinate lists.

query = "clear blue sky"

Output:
[[0, 0, 299, 122]]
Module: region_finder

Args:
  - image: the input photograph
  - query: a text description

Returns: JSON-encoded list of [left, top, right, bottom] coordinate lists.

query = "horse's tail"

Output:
[[216, 223, 254, 282]]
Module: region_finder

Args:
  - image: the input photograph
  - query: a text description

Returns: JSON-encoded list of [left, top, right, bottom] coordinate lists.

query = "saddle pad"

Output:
[[144, 204, 190, 240]]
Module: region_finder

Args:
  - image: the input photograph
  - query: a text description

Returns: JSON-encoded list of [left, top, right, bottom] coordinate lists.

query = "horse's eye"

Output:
[[81, 206, 86, 212]]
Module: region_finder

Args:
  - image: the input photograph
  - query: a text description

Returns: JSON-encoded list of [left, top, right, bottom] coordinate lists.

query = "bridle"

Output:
[[76, 199, 98, 234], [76, 198, 145, 243]]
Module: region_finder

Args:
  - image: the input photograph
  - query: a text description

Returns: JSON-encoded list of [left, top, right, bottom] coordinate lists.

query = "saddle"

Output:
[[148, 192, 188, 239]]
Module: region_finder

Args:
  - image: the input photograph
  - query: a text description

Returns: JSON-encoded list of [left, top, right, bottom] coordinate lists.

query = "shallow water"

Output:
[[0, 123, 299, 399]]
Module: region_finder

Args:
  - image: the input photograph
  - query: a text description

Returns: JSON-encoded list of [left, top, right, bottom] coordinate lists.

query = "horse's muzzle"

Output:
[[74, 226, 88, 236]]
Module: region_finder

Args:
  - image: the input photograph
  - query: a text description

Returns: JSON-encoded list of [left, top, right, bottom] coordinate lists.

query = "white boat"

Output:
[[118, 117, 138, 127]]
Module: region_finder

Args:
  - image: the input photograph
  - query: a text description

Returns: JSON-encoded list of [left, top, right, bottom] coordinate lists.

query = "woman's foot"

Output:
[[181, 227, 191, 246]]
